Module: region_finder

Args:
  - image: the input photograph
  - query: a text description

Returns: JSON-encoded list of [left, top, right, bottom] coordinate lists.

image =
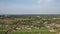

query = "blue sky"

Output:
[[0, 0, 60, 14]]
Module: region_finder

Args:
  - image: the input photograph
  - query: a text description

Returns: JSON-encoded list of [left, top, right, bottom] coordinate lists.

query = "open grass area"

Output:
[[0, 30, 56, 34], [0, 28, 57, 34]]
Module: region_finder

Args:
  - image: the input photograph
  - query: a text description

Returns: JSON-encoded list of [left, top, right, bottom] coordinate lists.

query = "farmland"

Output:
[[0, 15, 60, 34]]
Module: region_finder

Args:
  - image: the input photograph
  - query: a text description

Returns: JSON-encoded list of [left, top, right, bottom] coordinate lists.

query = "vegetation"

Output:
[[0, 15, 60, 34]]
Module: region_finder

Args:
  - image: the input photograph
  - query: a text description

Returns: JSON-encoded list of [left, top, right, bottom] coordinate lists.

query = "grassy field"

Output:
[[0, 30, 56, 34], [0, 27, 57, 34]]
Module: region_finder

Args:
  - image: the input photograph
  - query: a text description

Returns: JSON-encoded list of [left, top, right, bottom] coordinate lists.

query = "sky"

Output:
[[0, 0, 60, 14]]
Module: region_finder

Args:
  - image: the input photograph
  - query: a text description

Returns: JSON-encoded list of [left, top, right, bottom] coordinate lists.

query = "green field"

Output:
[[0, 30, 56, 34], [0, 27, 57, 34]]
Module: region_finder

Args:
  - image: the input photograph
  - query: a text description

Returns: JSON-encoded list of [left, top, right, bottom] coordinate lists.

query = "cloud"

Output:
[[36, 0, 53, 4]]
